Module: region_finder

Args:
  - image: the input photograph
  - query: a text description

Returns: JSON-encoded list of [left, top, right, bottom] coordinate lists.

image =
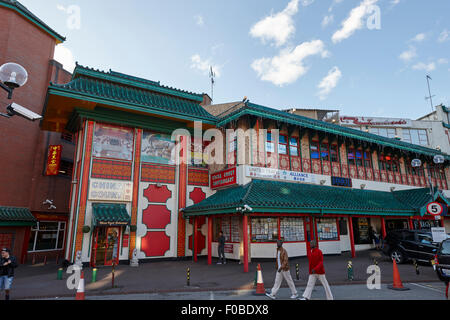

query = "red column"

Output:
[[348, 217, 356, 258], [208, 217, 212, 265], [409, 218, 414, 230], [177, 135, 188, 257], [193, 217, 198, 262], [21, 226, 31, 264], [381, 217, 387, 239], [243, 215, 249, 273]]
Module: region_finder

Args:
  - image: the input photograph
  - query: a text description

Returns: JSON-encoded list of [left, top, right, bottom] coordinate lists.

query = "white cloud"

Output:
[[438, 58, 448, 65], [190, 54, 222, 77], [251, 40, 329, 86], [301, 0, 315, 6], [322, 15, 334, 28], [249, 0, 300, 47], [438, 29, 450, 43], [412, 33, 426, 42], [332, 0, 379, 44], [54, 45, 76, 73], [317, 66, 342, 100], [194, 15, 204, 26], [391, 0, 401, 6], [412, 62, 436, 72], [399, 46, 416, 62]]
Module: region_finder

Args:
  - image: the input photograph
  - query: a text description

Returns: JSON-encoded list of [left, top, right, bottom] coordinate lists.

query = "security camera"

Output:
[[6, 103, 42, 121], [243, 204, 253, 212]]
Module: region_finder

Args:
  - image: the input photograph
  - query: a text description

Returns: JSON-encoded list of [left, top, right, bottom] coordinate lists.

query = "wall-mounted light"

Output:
[[320, 180, 326, 185], [390, 187, 396, 192], [360, 184, 366, 190]]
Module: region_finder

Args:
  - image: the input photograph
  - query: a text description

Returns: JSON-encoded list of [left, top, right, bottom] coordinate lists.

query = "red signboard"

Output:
[[224, 244, 234, 254], [211, 167, 237, 189], [45, 145, 62, 176]]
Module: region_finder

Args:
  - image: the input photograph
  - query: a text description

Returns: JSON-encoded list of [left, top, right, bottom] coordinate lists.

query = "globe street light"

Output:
[[0, 62, 42, 121]]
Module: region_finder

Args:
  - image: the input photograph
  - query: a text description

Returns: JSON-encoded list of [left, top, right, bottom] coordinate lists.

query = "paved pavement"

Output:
[[36, 282, 448, 300], [8, 249, 445, 300]]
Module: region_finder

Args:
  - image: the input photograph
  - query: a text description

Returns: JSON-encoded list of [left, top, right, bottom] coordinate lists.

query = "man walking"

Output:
[[266, 240, 298, 299], [0, 248, 18, 300], [217, 231, 226, 265], [300, 241, 333, 300]]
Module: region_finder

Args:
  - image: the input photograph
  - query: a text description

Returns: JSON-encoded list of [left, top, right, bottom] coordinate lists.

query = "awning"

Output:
[[182, 179, 434, 218], [0, 207, 37, 227], [92, 203, 131, 227]]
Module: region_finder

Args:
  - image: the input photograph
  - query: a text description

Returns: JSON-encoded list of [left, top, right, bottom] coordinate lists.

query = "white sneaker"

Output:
[[217, 262, 222, 265], [299, 297, 309, 301], [290, 294, 299, 299], [265, 293, 276, 300]]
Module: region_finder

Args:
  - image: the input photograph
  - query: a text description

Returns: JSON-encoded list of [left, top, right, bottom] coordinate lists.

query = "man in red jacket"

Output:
[[300, 241, 333, 300]]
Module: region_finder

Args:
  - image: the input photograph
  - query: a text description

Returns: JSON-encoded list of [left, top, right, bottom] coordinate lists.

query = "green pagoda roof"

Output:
[[0, 206, 37, 226], [215, 101, 450, 160], [183, 180, 444, 217], [92, 203, 131, 226], [0, 0, 65, 43]]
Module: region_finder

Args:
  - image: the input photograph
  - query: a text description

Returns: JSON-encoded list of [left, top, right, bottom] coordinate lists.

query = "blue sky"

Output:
[[20, 0, 450, 119]]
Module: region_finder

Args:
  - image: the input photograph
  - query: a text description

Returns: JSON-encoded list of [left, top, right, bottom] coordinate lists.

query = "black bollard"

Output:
[[187, 267, 191, 286]]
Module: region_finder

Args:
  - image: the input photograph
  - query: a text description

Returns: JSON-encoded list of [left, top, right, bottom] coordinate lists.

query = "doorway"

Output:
[[91, 227, 121, 267]]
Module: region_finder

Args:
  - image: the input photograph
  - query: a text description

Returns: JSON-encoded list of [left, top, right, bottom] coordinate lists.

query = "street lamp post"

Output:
[[0, 62, 42, 121]]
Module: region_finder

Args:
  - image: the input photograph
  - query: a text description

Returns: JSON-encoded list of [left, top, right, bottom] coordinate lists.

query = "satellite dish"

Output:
[[433, 155, 445, 164], [411, 159, 422, 168]]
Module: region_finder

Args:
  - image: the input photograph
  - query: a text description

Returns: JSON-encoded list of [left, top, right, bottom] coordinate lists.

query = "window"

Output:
[[347, 149, 355, 166], [352, 218, 372, 245], [355, 150, 363, 167], [417, 234, 433, 244], [213, 217, 240, 242], [330, 145, 339, 163], [441, 241, 450, 255], [280, 218, 305, 242], [28, 221, 66, 252], [317, 218, 339, 241], [251, 218, 278, 243], [310, 142, 320, 160], [379, 155, 386, 171], [278, 135, 288, 155], [320, 143, 330, 162], [61, 132, 74, 143], [364, 151, 372, 168], [392, 159, 399, 173], [369, 128, 396, 139], [58, 160, 73, 177], [289, 137, 299, 157], [191, 137, 209, 168], [403, 129, 428, 146], [385, 155, 392, 171], [266, 132, 274, 153]]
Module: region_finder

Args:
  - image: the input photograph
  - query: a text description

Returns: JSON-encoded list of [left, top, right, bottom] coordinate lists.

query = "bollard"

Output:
[[187, 267, 190, 286], [112, 263, 115, 288], [374, 259, 378, 266], [413, 259, 420, 275], [296, 264, 300, 280], [32, 255, 36, 265], [57, 268, 63, 280], [254, 270, 257, 287], [92, 268, 98, 283], [43, 256, 47, 265], [347, 261, 354, 281], [56, 254, 59, 265]]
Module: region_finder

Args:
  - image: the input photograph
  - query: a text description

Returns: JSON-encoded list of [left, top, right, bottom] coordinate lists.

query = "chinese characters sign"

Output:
[[46, 145, 62, 176]]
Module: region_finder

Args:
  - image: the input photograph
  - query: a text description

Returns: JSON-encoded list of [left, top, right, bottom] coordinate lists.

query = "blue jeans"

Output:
[[0, 276, 13, 290]]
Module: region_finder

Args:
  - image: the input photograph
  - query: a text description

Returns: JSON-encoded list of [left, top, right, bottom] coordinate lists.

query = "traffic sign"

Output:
[[427, 202, 444, 216]]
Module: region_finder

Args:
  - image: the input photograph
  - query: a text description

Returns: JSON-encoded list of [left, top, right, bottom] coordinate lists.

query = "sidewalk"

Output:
[[10, 250, 442, 300]]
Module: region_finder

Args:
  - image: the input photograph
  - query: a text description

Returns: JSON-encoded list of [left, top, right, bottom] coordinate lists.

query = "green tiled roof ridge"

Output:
[[0, 0, 65, 42], [0, 206, 37, 222], [49, 76, 217, 122], [217, 101, 449, 159], [71, 64, 204, 102]]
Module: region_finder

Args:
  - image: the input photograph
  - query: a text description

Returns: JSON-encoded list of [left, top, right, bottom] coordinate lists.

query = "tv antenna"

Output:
[[425, 75, 435, 113], [209, 66, 216, 102]]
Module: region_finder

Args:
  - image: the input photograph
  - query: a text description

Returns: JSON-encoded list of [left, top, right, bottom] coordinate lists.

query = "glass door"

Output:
[[92, 227, 121, 267]]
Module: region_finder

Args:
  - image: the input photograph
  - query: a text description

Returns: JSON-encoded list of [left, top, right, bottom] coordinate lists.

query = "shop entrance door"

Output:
[[92, 227, 121, 267]]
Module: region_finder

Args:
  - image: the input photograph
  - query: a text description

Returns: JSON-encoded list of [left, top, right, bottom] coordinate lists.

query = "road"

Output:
[[36, 282, 448, 300]]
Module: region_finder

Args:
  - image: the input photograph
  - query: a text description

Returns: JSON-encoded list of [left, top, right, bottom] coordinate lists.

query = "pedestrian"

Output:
[[265, 240, 298, 300], [300, 241, 333, 300], [0, 248, 18, 300], [217, 231, 226, 265]]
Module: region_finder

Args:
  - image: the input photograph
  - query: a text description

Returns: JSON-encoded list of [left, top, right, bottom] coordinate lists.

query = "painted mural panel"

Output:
[[92, 124, 134, 161], [141, 131, 176, 164]]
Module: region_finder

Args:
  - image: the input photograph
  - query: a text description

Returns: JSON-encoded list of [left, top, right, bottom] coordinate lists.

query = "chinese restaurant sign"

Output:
[[45, 145, 62, 176], [211, 167, 237, 190], [340, 116, 412, 127], [88, 179, 133, 202], [246, 166, 316, 184]]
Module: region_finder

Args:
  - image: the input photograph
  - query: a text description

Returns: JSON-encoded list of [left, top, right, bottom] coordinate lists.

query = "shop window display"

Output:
[[251, 217, 278, 242], [317, 218, 339, 241], [280, 218, 305, 242], [352, 218, 371, 244], [28, 221, 66, 252], [213, 217, 240, 243]]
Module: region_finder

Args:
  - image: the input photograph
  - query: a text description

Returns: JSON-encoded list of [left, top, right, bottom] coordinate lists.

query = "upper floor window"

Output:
[[370, 127, 396, 139], [385, 155, 392, 171], [320, 143, 330, 162], [364, 151, 372, 168], [355, 150, 363, 167], [310, 141, 320, 160], [289, 137, 300, 157], [402, 129, 428, 146], [58, 160, 73, 177], [61, 132, 74, 143], [266, 132, 288, 155], [347, 149, 355, 166], [379, 155, 386, 171], [330, 145, 339, 163]]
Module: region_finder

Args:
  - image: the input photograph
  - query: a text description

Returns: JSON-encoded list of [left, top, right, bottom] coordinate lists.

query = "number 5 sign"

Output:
[[427, 202, 444, 216]]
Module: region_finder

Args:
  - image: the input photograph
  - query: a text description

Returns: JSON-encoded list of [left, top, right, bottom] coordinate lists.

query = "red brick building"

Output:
[[0, 0, 74, 263]]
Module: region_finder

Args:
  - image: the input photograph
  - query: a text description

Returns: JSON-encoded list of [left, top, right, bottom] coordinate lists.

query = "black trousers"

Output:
[[218, 246, 226, 262]]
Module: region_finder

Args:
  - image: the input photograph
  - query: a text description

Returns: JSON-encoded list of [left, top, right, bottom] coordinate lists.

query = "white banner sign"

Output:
[[245, 166, 316, 184], [431, 227, 447, 243], [340, 116, 412, 128], [88, 179, 133, 202]]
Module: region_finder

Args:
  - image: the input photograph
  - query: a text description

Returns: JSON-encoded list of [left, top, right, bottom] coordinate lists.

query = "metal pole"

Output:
[[426, 75, 434, 113]]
